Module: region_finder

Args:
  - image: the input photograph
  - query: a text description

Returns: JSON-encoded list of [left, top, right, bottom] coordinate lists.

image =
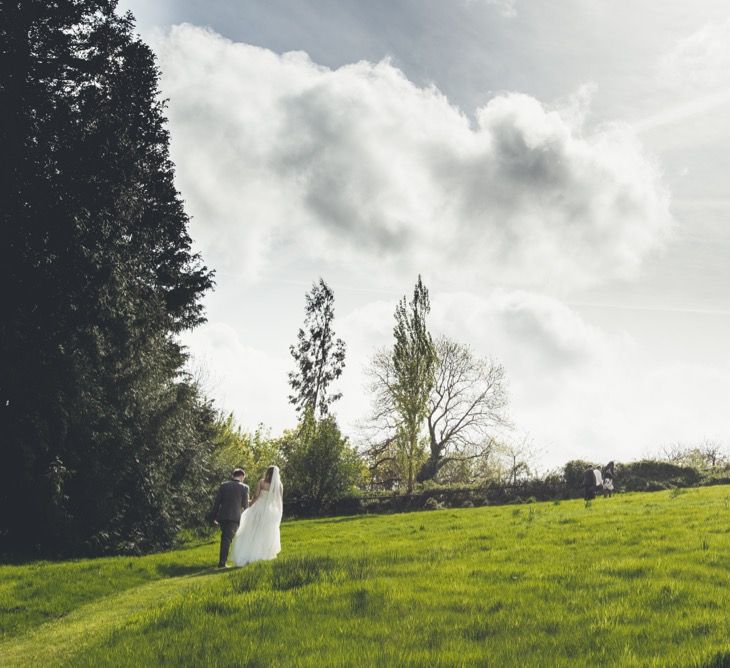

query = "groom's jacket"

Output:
[[211, 479, 250, 522]]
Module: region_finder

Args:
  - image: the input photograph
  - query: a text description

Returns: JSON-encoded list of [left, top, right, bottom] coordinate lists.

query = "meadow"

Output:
[[2, 486, 730, 667]]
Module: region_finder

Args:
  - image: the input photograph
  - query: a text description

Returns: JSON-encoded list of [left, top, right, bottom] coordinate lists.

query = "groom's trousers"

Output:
[[218, 520, 239, 567]]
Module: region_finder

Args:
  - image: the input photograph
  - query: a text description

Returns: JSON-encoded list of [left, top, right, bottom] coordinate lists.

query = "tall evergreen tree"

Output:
[[288, 279, 346, 418], [0, 1, 215, 554]]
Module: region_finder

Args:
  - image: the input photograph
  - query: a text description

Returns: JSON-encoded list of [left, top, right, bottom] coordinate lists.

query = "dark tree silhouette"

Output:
[[0, 1, 215, 554], [288, 279, 346, 418]]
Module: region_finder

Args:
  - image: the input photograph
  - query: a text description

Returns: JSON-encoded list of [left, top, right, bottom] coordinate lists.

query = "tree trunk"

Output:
[[416, 432, 443, 483], [416, 454, 440, 483]]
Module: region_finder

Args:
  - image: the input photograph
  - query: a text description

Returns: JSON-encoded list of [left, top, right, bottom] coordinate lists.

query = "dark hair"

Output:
[[232, 468, 245, 479], [265, 466, 275, 483]]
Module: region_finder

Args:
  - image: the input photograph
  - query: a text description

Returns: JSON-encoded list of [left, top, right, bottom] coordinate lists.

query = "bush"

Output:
[[618, 460, 700, 486], [424, 497, 444, 510], [617, 460, 701, 493], [282, 415, 363, 515], [211, 415, 284, 485], [563, 460, 599, 495]]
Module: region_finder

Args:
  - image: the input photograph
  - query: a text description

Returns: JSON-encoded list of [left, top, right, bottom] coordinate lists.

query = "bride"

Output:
[[231, 465, 283, 566]]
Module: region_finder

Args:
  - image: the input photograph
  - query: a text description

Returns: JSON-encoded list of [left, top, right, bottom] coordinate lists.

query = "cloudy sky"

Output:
[[121, 0, 730, 466]]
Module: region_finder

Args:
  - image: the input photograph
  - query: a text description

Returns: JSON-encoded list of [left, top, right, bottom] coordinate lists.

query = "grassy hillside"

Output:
[[2, 487, 730, 667]]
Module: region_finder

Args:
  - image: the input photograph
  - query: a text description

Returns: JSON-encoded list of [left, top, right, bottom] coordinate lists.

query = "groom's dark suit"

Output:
[[211, 479, 249, 567]]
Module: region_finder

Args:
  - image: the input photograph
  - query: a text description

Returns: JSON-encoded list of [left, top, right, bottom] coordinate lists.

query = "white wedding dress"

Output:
[[231, 467, 283, 566]]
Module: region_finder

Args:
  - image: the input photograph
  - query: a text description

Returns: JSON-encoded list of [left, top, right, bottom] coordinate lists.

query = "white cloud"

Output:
[[149, 24, 730, 468], [182, 322, 292, 429], [154, 24, 671, 290]]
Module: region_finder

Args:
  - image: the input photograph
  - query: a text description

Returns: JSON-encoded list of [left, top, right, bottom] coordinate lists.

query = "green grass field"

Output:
[[2, 486, 730, 667]]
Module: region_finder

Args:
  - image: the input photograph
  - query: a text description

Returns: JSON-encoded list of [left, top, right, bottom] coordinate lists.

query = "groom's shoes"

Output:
[[217, 564, 228, 569]]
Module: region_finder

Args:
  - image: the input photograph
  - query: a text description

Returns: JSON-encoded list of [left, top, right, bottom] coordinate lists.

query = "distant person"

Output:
[[602, 461, 615, 498], [231, 465, 284, 566], [210, 468, 249, 568], [593, 467, 603, 490], [583, 466, 596, 502]]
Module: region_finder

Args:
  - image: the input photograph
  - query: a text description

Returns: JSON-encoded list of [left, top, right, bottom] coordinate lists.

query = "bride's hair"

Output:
[[265, 465, 276, 483]]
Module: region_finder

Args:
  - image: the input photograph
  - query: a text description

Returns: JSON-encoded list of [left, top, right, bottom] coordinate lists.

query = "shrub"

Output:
[[424, 497, 444, 510], [618, 460, 700, 487], [563, 460, 598, 493], [282, 415, 363, 514]]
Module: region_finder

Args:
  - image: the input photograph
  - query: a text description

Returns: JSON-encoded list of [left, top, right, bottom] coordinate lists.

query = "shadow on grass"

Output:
[[186, 565, 253, 578], [704, 651, 730, 668], [305, 515, 378, 526], [0, 536, 216, 568], [155, 563, 212, 578]]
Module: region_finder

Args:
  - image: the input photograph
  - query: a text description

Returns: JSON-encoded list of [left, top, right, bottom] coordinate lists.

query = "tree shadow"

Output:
[[188, 565, 245, 578], [155, 563, 212, 577], [306, 515, 375, 526]]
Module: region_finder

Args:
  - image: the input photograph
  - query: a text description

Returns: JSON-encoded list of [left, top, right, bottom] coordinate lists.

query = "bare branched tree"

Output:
[[661, 439, 729, 470], [366, 334, 510, 487], [699, 439, 728, 469], [360, 433, 401, 490], [497, 434, 537, 486], [417, 336, 509, 482]]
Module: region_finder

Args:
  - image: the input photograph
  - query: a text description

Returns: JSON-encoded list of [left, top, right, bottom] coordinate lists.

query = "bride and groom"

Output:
[[211, 466, 283, 568]]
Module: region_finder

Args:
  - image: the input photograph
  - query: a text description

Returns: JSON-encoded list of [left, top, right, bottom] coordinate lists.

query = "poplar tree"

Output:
[[391, 276, 437, 492]]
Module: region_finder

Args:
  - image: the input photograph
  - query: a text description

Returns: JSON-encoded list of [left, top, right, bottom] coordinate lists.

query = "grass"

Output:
[[2, 487, 730, 666]]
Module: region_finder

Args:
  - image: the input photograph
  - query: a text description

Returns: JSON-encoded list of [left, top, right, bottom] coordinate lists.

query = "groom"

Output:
[[211, 468, 249, 568]]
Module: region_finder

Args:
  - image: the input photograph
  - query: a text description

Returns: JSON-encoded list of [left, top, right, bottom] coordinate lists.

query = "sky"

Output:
[[119, 0, 730, 467]]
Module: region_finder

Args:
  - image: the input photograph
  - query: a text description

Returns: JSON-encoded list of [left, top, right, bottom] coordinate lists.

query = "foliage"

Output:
[[562, 460, 599, 493], [211, 413, 284, 485], [617, 459, 701, 492], [3, 487, 730, 666], [288, 279, 346, 418], [281, 413, 363, 514], [0, 1, 214, 555]]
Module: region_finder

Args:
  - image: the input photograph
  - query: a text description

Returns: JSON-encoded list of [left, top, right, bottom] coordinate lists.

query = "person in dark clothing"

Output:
[[583, 466, 596, 502], [211, 468, 250, 568]]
